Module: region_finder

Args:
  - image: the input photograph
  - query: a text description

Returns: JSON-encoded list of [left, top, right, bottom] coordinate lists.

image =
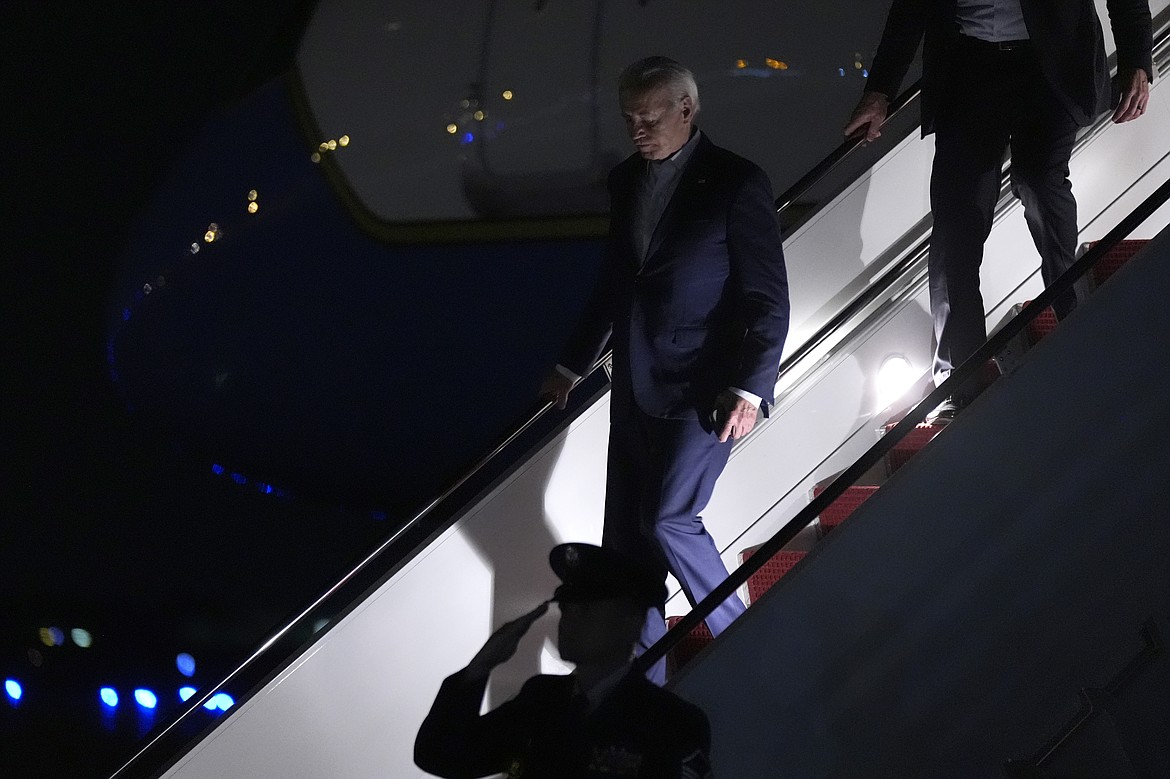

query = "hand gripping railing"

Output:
[[774, 85, 921, 218]]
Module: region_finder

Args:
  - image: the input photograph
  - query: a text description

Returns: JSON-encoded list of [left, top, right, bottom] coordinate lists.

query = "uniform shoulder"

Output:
[[514, 673, 576, 703]]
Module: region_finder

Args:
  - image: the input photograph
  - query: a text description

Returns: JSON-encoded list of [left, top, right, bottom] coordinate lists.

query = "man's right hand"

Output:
[[844, 91, 890, 142], [539, 370, 574, 410], [464, 602, 550, 681]]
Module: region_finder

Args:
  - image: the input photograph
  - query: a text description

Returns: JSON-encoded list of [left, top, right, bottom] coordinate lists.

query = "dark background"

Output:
[[3, 4, 603, 775], [0, 3, 361, 774]]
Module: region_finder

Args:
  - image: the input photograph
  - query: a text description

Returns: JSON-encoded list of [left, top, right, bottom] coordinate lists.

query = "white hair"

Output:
[[618, 56, 700, 114]]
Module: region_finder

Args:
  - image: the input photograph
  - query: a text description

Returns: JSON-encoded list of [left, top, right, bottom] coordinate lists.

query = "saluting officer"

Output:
[[414, 543, 713, 779]]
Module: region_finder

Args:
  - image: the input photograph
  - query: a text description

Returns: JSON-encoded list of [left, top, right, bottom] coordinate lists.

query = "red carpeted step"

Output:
[[1087, 239, 1147, 286], [738, 546, 808, 605], [665, 616, 713, 678], [882, 422, 945, 474], [811, 484, 879, 536], [1021, 300, 1059, 345], [977, 357, 1003, 387]]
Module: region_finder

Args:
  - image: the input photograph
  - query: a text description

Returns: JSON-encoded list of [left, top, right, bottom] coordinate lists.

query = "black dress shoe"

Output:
[[925, 395, 963, 424]]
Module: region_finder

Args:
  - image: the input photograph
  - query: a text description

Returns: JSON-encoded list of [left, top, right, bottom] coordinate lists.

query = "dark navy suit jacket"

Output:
[[866, 0, 1154, 133], [561, 133, 790, 422]]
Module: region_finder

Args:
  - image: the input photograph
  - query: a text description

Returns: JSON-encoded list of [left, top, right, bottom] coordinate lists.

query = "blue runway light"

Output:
[[5, 679, 22, 701], [176, 652, 196, 677], [862, 68, 869, 77], [231, 472, 247, 485], [203, 692, 235, 711], [100, 687, 119, 707], [461, 132, 475, 144], [211, 463, 224, 475], [838, 68, 846, 77], [179, 686, 196, 702], [134, 688, 158, 709]]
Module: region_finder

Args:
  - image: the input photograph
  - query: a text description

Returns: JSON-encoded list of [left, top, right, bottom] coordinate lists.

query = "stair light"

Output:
[[876, 354, 917, 410]]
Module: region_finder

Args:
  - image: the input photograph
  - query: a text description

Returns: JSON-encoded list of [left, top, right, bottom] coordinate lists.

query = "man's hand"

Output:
[[713, 390, 759, 443], [539, 371, 574, 410], [1113, 68, 1150, 123], [464, 602, 550, 681], [844, 91, 890, 142]]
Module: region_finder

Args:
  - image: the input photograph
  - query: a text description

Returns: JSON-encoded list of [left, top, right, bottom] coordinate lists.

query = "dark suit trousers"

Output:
[[929, 35, 1082, 388], [602, 384, 746, 685]]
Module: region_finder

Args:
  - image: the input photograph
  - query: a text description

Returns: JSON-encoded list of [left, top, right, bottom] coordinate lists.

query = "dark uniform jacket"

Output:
[[865, 0, 1154, 132], [414, 670, 712, 779], [559, 134, 789, 422]]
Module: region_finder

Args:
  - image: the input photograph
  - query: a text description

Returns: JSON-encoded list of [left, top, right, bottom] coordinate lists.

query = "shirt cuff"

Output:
[[728, 387, 761, 408], [555, 364, 581, 382]]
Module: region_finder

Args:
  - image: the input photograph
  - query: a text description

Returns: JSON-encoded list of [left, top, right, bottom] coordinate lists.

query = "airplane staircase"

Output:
[[108, 7, 1170, 776]]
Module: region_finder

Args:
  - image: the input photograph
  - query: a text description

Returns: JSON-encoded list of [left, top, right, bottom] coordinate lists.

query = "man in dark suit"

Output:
[[845, 0, 1153, 420], [540, 57, 789, 683], [414, 543, 712, 779]]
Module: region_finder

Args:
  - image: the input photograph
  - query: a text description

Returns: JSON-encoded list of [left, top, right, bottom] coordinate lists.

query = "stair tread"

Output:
[[1086, 238, 1147, 286], [882, 422, 946, 474], [664, 615, 713, 678], [739, 546, 808, 606], [812, 484, 880, 534], [1021, 299, 1059, 346]]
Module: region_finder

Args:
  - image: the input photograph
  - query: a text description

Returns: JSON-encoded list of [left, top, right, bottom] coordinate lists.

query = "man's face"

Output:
[[620, 85, 694, 161], [557, 598, 642, 665]]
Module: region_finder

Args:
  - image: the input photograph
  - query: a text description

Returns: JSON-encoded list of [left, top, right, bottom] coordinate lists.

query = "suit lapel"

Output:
[[643, 135, 711, 266]]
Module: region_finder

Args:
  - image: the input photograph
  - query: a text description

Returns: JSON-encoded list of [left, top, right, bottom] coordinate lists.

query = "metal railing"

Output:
[[633, 172, 1170, 677]]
